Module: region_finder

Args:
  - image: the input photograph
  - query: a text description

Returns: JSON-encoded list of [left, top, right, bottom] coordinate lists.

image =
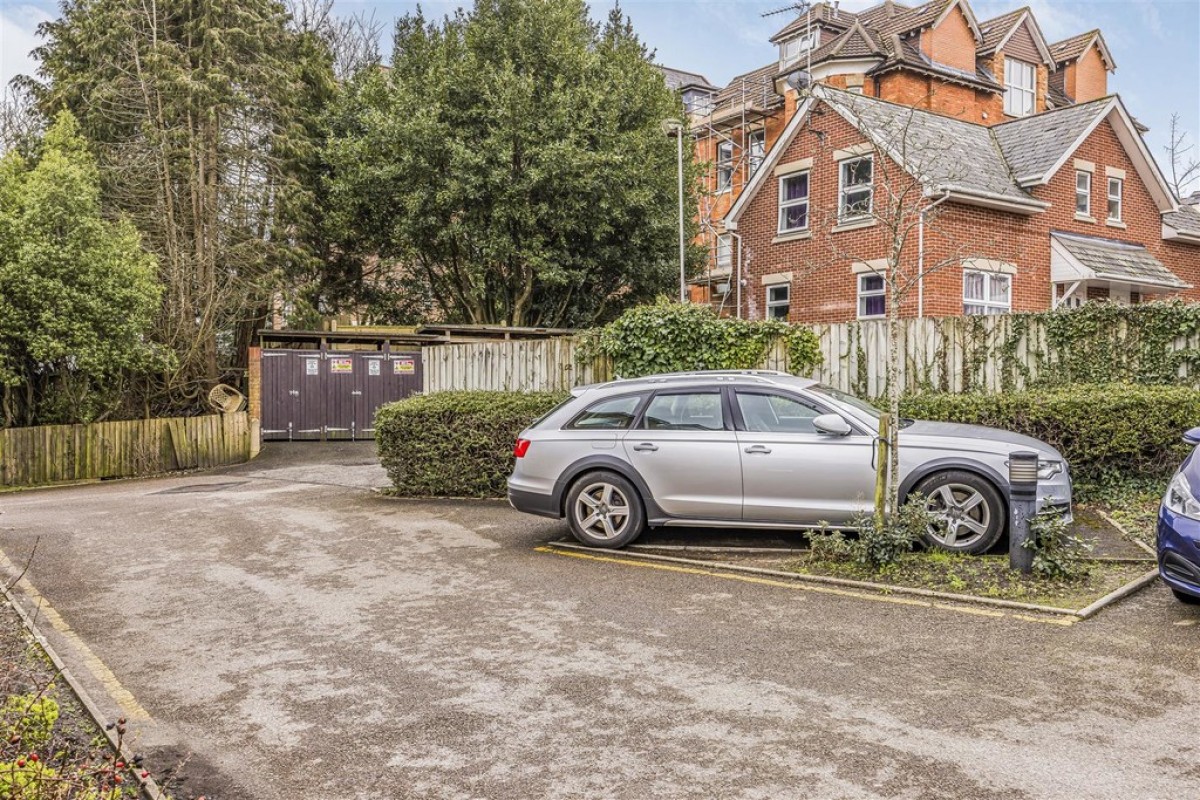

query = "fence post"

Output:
[[1008, 451, 1038, 573]]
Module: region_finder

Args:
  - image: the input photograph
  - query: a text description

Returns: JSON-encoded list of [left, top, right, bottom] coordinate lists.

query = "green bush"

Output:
[[577, 298, 822, 378], [375, 391, 566, 497], [900, 384, 1200, 490], [1023, 509, 1095, 580]]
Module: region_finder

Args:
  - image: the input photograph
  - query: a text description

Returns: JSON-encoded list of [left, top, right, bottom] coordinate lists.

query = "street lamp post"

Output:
[[663, 118, 687, 303]]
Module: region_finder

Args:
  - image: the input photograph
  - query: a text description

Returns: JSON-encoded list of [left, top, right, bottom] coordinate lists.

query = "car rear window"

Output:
[[567, 394, 644, 430], [640, 392, 725, 431]]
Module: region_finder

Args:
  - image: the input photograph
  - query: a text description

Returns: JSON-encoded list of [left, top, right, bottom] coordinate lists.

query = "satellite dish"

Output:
[[786, 71, 812, 93]]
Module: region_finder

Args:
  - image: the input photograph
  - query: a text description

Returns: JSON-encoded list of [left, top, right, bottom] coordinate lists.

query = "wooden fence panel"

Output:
[[0, 412, 251, 488], [416, 314, 1200, 397]]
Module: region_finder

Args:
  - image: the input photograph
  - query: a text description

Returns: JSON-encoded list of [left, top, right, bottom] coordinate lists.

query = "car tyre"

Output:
[[565, 471, 645, 548], [912, 470, 1005, 555], [1171, 588, 1200, 605]]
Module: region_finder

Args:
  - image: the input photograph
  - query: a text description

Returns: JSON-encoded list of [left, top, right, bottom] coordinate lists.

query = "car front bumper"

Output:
[[1157, 505, 1200, 600]]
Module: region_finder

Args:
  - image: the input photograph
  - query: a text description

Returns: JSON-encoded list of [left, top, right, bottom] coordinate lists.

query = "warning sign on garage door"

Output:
[[329, 357, 353, 373], [393, 357, 415, 375]]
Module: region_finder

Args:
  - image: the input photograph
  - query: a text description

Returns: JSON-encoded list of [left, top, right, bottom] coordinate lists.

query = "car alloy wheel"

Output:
[[574, 481, 632, 541], [924, 483, 993, 549]]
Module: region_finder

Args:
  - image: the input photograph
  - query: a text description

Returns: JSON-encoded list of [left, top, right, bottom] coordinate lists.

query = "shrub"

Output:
[[900, 384, 1200, 490], [1023, 510, 1095, 580], [807, 526, 855, 563], [808, 498, 937, 571], [375, 391, 567, 497], [577, 298, 823, 378]]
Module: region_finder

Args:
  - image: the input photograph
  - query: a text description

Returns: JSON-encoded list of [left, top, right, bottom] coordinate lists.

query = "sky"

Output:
[[2, 0, 1198, 183]]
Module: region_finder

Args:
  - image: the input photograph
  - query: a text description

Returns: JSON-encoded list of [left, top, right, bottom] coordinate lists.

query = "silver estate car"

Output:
[[507, 371, 1073, 553]]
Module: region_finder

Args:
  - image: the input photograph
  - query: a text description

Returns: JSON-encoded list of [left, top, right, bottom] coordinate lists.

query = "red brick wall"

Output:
[[1074, 46, 1109, 102], [732, 101, 1200, 323], [921, 5, 978, 74]]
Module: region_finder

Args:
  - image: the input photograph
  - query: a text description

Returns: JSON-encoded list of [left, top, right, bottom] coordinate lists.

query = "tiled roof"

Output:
[[1052, 231, 1190, 288], [977, 7, 1026, 53], [1164, 206, 1200, 237], [822, 89, 1034, 202], [771, 2, 857, 43], [870, 34, 1001, 91], [1049, 30, 1097, 63], [855, 1, 913, 29], [711, 63, 781, 116], [873, 0, 953, 36], [1046, 69, 1072, 107], [991, 97, 1112, 181], [658, 65, 716, 92], [805, 21, 887, 62]]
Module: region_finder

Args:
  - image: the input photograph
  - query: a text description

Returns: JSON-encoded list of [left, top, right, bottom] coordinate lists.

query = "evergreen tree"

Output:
[[323, 0, 701, 327], [0, 112, 164, 426]]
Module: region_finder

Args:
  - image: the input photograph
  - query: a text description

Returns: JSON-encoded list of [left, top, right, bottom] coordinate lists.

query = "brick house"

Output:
[[671, 0, 1200, 321]]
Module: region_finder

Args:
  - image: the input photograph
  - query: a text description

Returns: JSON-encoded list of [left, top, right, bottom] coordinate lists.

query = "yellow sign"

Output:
[[329, 357, 353, 373], [393, 358, 415, 375]]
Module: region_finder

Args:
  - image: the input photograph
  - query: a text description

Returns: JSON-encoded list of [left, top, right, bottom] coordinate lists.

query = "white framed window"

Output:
[[1107, 177, 1123, 221], [780, 30, 818, 66], [778, 172, 810, 233], [748, 130, 766, 175], [717, 141, 733, 192], [857, 273, 886, 318], [839, 156, 873, 222], [766, 284, 790, 320], [1075, 170, 1091, 216], [716, 234, 732, 270], [963, 270, 1011, 315], [1004, 59, 1035, 117]]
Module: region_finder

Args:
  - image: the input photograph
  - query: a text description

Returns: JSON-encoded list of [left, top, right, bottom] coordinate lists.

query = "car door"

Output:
[[622, 389, 743, 520], [733, 389, 876, 525]]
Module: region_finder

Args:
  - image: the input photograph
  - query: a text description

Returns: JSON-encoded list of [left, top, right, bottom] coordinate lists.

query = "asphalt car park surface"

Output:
[[0, 443, 1198, 799]]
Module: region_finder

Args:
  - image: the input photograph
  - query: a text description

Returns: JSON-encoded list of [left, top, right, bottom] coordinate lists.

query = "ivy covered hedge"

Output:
[[375, 391, 566, 497], [901, 384, 1200, 489], [577, 298, 822, 378]]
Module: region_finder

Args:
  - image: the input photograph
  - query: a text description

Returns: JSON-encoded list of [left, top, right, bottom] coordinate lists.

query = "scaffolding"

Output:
[[689, 69, 783, 316]]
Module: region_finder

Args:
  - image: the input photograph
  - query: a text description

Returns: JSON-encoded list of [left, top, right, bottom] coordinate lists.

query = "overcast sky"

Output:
[[3, 0, 1198, 189]]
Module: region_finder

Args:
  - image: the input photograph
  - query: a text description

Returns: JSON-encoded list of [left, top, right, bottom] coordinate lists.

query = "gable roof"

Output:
[[806, 20, 888, 63], [991, 97, 1112, 182], [726, 86, 1045, 226], [771, 2, 857, 44], [992, 94, 1176, 210], [976, 8, 1053, 63], [1049, 30, 1116, 70], [856, 1, 913, 29]]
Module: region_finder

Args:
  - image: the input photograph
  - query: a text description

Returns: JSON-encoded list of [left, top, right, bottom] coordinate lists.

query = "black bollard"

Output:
[[1008, 451, 1039, 573]]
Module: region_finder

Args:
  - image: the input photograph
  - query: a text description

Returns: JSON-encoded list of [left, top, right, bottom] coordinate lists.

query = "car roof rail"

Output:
[[595, 370, 793, 389]]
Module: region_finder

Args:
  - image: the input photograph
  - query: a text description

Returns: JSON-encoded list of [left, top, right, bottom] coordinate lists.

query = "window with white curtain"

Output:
[[963, 270, 1011, 315]]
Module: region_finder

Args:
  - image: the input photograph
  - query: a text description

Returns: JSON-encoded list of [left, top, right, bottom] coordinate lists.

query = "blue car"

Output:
[[1159, 427, 1200, 605]]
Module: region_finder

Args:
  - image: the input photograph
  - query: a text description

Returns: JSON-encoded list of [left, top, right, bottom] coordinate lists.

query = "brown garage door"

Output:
[[261, 349, 422, 441]]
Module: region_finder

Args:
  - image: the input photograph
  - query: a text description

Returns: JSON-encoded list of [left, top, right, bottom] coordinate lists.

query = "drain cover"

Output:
[[154, 481, 248, 495]]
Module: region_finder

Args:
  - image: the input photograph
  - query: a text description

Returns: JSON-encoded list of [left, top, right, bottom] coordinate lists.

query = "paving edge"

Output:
[[545, 541, 1158, 619], [0, 580, 166, 799], [1094, 509, 1158, 557]]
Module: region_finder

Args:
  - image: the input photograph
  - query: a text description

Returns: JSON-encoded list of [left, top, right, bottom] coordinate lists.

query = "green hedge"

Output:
[[901, 384, 1200, 489], [375, 391, 566, 497], [377, 384, 1198, 498]]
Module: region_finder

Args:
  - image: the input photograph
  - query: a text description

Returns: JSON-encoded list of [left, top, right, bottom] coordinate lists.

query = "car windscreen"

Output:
[[806, 383, 882, 420]]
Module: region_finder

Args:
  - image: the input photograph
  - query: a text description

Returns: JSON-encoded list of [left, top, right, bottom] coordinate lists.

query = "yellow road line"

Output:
[[535, 545, 1078, 626], [0, 547, 152, 722]]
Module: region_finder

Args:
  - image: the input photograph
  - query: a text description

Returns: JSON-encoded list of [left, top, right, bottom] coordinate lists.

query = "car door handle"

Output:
[[632, 443, 659, 452], [743, 445, 772, 454]]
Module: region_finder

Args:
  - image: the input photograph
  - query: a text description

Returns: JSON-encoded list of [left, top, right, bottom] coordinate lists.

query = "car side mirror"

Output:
[[813, 413, 852, 436], [1184, 427, 1200, 445]]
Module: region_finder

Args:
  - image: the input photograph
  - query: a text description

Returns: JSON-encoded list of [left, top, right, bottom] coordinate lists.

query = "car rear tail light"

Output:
[[513, 438, 531, 458]]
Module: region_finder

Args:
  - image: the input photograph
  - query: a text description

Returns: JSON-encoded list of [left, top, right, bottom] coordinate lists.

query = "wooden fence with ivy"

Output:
[[0, 412, 252, 488], [421, 308, 1200, 397]]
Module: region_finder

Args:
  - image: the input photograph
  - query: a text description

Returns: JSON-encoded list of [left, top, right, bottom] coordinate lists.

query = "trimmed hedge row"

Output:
[[377, 384, 1200, 498], [900, 384, 1200, 489], [375, 391, 566, 497]]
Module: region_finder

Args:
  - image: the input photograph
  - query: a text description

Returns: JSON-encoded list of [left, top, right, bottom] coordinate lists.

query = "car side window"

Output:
[[736, 392, 821, 433], [568, 394, 644, 430], [640, 392, 725, 431]]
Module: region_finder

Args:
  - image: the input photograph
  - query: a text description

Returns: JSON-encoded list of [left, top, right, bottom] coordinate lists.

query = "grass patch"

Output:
[[773, 551, 1148, 610]]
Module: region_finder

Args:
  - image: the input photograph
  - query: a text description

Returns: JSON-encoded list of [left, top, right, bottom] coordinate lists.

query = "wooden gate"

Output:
[[260, 349, 422, 441]]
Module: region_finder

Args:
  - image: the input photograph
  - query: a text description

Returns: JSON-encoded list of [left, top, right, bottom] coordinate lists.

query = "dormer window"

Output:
[[1003, 59, 1036, 117], [780, 29, 819, 67]]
